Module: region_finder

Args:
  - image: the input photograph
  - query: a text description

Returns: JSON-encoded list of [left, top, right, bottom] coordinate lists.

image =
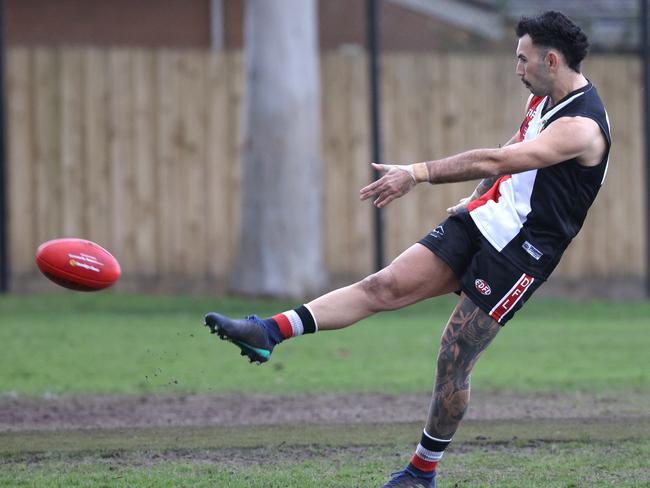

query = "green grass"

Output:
[[2, 419, 649, 487], [0, 293, 649, 396], [2, 442, 647, 488], [1, 292, 649, 486]]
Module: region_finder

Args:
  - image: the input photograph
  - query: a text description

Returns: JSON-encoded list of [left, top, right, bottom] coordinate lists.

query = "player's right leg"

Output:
[[204, 242, 459, 363], [382, 294, 501, 487]]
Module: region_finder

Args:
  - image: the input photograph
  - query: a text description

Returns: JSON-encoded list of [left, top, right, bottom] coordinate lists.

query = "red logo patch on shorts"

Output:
[[475, 279, 492, 295]]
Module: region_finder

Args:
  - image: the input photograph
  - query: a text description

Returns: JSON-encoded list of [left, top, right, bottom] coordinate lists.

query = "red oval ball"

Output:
[[35, 238, 121, 291]]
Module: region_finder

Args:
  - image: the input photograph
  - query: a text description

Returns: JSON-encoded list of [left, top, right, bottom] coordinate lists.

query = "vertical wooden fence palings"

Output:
[[5, 48, 644, 292]]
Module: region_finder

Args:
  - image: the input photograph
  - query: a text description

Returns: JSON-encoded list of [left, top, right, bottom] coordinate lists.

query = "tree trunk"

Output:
[[230, 0, 326, 298]]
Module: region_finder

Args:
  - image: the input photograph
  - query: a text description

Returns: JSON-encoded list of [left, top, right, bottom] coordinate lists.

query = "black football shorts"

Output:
[[419, 212, 544, 325]]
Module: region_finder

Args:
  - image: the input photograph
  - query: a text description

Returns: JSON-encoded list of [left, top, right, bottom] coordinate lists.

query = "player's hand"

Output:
[[446, 197, 471, 215], [359, 163, 417, 208]]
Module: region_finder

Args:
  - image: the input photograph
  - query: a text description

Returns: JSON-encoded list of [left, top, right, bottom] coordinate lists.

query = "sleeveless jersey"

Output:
[[467, 82, 611, 279]]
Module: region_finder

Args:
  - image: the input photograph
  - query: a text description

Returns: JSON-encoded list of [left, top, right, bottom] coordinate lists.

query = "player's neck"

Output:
[[548, 72, 588, 108]]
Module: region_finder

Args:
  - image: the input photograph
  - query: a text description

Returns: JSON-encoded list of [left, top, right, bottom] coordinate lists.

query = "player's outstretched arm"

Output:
[[359, 131, 518, 210], [361, 117, 603, 209], [424, 117, 602, 183]]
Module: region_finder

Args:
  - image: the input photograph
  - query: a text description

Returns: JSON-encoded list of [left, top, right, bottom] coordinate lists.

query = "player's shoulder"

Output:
[[545, 115, 600, 134], [561, 83, 606, 114], [550, 84, 609, 135]]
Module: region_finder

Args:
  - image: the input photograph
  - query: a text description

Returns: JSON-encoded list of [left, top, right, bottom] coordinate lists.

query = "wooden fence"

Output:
[[5, 47, 644, 293]]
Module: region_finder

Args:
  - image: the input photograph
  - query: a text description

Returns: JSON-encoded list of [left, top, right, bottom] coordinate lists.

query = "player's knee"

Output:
[[438, 323, 471, 358], [436, 346, 471, 387], [436, 340, 458, 374], [436, 329, 481, 380], [360, 269, 401, 311]]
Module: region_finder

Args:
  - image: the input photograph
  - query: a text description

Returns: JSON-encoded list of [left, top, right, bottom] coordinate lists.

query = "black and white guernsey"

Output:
[[467, 82, 611, 279]]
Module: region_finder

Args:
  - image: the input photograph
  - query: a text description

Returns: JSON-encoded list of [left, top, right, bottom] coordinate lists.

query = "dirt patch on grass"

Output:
[[1, 391, 647, 432], [11, 444, 374, 469]]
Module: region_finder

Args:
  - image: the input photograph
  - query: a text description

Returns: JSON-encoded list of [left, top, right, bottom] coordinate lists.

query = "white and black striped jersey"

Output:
[[467, 82, 611, 279]]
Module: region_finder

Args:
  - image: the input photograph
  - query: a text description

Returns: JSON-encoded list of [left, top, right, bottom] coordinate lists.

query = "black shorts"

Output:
[[419, 212, 544, 325]]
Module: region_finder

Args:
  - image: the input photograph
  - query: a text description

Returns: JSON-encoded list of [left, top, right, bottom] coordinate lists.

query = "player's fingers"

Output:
[[360, 178, 385, 200], [359, 184, 376, 200], [374, 191, 395, 208], [361, 164, 399, 199], [374, 186, 398, 207]]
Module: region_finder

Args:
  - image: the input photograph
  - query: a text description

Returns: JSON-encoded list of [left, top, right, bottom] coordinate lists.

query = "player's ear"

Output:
[[546, 50, 561, 72]]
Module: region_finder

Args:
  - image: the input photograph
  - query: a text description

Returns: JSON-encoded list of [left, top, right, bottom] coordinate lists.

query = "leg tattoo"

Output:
[[425, 294, 501, 438]]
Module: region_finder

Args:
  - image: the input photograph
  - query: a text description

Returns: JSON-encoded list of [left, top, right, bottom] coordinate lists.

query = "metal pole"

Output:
[[642, 0, 650, 296], [0, 0, 8, 293], [210, 0, 224, 52], [366, 0, 385, 271]]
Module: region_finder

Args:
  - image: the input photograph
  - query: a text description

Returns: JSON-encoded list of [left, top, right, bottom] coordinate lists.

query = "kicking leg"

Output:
[[204, 243, 458, 362], [308, 243, 459, 330]]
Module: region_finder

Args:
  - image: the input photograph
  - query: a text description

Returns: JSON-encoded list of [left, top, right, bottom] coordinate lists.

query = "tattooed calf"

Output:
[[425, 294, 501, 438]]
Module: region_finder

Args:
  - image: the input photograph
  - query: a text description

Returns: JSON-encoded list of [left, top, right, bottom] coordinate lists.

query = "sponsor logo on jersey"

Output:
[[522, 241, 543, 261], [474, 279, 492, 296]]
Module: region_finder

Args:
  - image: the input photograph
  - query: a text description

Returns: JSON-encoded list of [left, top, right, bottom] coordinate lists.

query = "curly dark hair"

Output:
[[516, 11, 590, 72]]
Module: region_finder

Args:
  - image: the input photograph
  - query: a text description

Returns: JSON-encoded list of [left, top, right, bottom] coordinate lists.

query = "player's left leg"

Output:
[[382, 293, 501, 487], [305, 242, 459, 330], [204, 243, 458, 363]]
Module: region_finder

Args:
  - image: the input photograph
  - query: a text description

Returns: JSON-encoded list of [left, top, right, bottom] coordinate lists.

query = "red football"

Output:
[[36, 238, 121, 291]]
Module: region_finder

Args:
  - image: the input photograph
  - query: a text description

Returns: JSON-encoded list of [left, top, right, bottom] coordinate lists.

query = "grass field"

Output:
[[1, 293, 648, 395], [1, 292, 649, 487], [2, 420, 649, 487]]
